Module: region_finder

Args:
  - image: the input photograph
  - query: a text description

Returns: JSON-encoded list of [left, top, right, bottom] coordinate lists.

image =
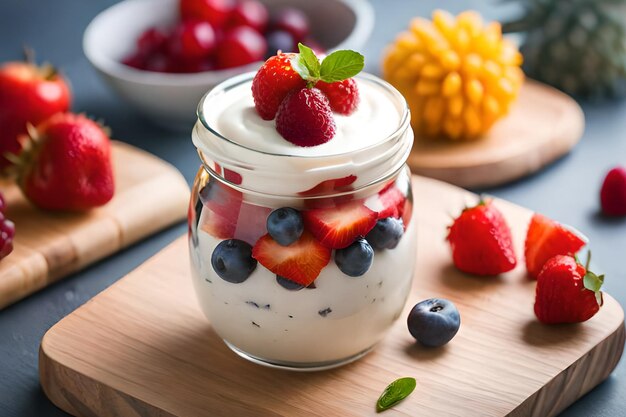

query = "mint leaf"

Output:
[[376, 377, 416, 412], [292, 43, 321, 83], [320, 50, 364, 83]]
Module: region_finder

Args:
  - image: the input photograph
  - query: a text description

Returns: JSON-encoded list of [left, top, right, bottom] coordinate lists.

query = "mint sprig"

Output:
[[376, 377, 416, 413], [291, 43, 364, 87]]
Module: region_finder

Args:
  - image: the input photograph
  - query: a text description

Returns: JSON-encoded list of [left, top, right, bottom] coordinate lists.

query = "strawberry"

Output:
[[315, 78, 360, 115], [377, 183, 407, 219], [600, 166, 626, 216], [303, 201, 378, 249], [525, 213, 586, 279], [534, 254, 603, 324], [199, 178, 243, 239], [276, 87, 336, 146], [251, 52, 306, 120], [447, 200, 517, 276], [298, 175, 357, 196], [252, 230, 331, 286], [15, 113, 114, 211], [0, 59, 71, 170]]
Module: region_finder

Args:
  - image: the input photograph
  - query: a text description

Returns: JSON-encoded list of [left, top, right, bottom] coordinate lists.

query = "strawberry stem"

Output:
[[585, 250, 591, 271]]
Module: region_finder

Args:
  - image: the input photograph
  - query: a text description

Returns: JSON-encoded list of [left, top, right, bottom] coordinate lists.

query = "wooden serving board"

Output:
[[0, 141, 189, 309], [39, 176, 624, 417], [408, 81, 585, 188]]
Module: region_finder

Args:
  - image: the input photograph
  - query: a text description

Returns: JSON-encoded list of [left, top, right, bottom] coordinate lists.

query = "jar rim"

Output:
[[195, 71, 411, 160]]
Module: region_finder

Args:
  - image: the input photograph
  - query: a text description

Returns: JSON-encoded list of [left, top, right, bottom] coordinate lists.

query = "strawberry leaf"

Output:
[[583, 271, 603, 293], [320, 50, 364, 83], [292, 43, 321, 83], [376, 377, 416, 412]]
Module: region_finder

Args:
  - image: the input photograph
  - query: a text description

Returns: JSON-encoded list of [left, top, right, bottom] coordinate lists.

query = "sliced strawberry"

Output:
[[233, 202, 271, 245], [525, 213, 587, 279], [378, 185, 406, 219], [198, 179, 243, 239], [303, 201, 378, 249], [298, 175, 357, 196], [252, 231, 331, 286]]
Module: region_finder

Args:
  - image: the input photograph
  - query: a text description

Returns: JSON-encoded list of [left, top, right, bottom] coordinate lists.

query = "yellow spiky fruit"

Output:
[[382, 10, 524, 141]]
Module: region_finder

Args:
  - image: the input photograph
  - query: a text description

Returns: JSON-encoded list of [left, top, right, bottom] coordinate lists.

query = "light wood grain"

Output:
[[39, 176, 624, 417], [408, 81, 585, 188], [0, 141, 189, 309]]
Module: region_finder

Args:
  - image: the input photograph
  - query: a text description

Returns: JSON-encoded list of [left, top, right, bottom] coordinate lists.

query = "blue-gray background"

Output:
[[0, 0, 624, 416]]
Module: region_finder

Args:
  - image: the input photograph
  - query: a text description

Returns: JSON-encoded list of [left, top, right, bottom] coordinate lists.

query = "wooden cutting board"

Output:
[[408, 81, 585, 188], [0, 141, 189, 309], [39, 176, 624, 417]]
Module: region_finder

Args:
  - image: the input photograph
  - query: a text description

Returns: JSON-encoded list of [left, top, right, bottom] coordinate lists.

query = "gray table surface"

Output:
[[1, 0, 625, 416]]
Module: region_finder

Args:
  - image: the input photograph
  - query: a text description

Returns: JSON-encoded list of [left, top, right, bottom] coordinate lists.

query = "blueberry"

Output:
[[335, 238, 374, 277], [366, 217, 404, 250], [267, 207, 303, 246], [211, 239, 257, 283], [407, 298, 460, 347], [276, 275, 305, 291]]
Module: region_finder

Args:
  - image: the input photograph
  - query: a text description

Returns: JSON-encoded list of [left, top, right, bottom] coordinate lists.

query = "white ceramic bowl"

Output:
[[83, 0, 374, 130]]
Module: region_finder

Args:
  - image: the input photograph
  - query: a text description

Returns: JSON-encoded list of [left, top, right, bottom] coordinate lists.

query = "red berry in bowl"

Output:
[[276, 87, 336, 147], [216, 26, 267, 68], [316, 78, 360, 115], [0, 213, 14, 260], [228, 0, 269, 33], [122, 52, 148, 70], [180, 0, 235, 29], [136, 27, 167, 56], [168, 20, 217, 60], [272, 8, 309, 40], [600, 166, 626, 216], [265, 30, 296, 57], [252, 52, 306, 120]]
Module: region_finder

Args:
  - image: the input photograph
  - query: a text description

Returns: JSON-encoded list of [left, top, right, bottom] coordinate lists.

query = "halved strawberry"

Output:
[[303, 201, 378, 249], [525, 213, 587, 279], [252, 230, 331, 286]]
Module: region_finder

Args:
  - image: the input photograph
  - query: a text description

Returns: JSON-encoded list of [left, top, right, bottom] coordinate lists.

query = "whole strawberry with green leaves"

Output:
[[12, 113, 115, 211], [534, 253, 604, 324]]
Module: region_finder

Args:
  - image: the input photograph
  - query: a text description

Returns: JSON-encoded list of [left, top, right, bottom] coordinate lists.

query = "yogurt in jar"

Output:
[[189, 72, 416, 369]]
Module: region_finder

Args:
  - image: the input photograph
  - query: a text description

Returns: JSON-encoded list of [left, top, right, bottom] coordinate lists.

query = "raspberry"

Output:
[[600, 166, 626, 216], [251, 53, 306, 120], [276, 87, 336, 147], [316, 78, 360, 115]]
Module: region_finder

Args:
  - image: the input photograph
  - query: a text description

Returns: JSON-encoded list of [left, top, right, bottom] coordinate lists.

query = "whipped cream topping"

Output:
[[203, 78, 403, 157], [193, 72, 412, 196]]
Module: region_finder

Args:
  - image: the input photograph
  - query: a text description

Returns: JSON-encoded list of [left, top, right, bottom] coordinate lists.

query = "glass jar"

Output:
[[188, 72, 416, 371]]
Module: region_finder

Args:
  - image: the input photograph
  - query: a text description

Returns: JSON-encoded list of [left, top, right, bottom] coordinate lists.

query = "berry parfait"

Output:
[[188, 45, 416, 370]]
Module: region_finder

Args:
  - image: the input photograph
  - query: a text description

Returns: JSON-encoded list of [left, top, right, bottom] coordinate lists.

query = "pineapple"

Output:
[[503, 0, 626, 98]]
